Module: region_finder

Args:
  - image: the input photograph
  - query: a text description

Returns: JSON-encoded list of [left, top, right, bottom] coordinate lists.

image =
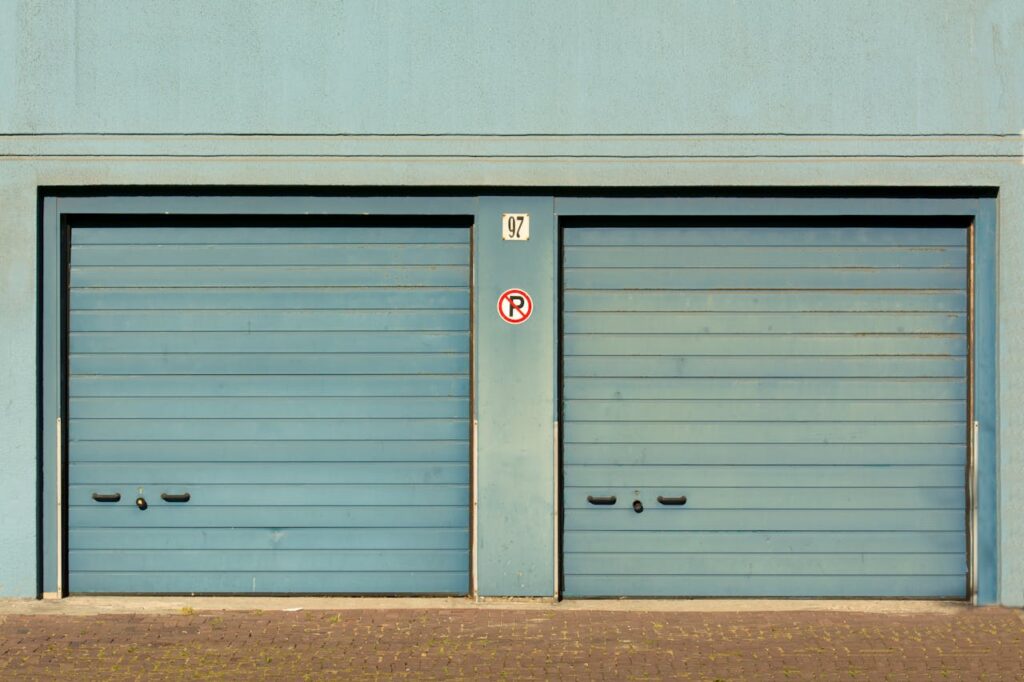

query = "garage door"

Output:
[[562, 221, 968, 598], [68, 221, 471, 594]]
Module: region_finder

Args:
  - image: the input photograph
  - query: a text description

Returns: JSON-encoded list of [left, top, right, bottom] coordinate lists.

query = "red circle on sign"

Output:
[[497, 288, 533, 325]]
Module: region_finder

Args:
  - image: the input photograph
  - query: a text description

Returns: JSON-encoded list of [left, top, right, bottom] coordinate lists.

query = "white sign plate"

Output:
[[502, 213, 530, 241]]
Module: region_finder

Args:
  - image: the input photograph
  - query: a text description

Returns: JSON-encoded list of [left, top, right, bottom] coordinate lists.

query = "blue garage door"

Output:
[[562, 222, 968, 598], [68, 222, 470, 594]]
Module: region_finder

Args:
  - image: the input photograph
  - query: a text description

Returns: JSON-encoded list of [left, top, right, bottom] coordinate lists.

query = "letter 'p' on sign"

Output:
[[497, 288, 533, 325]]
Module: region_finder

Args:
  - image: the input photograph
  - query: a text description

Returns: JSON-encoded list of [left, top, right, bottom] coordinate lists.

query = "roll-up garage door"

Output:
[[68, 221, 471, 594], [562, 222, 968, 598]]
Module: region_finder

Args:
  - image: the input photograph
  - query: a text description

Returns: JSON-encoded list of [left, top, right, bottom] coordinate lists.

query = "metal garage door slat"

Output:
[[563, 530, 966, 554], [70, 375, 469, 398], [565, 400, 966, 422], [566, 268, 965, 290], [71, 267, 469, 288], [565, 576, 965, 598], [71, 226, 471, 245], [71, 572, 468, 595], [561, 224, 968, 598], [68, 484, 469, 506], [67, 224, 471, 595], [561, 487, 965, 509], [69, 440, 467, 462], [565, 290, 967, 312], [565, 443, 966, 466], [71, 550, 471, 573], [565, 377, 966, 400], [564, 226, 968, 247], [71, 463, 469, 484], [70, 243, 469, 266], [69, 527, 469, 551], [70, 506, 468, 528], [564, 312, 966, 334], [70, 396, 470, 419], [564, 245, 966, 268]]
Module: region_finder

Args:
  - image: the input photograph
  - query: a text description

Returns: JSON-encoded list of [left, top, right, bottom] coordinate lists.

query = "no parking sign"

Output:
[[497, 288, 533, 325]]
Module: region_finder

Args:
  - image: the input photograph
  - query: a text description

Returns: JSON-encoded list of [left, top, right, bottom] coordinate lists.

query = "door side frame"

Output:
[[552, 194, 997, 603], [41, 191, 998, 603], [40, 194, 480, 597]]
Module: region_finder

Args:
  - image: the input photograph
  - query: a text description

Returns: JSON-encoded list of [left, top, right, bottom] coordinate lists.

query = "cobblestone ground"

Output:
[[1, 607, 1023, 681]]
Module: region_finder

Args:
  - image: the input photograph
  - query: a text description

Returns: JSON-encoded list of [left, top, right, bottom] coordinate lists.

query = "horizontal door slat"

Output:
[[71, 418, 470, 441], [71, 506, 469, 528], [563, 509, 964, 532], [71, 375, 470, 398], [71, 331, 469, 354], [71, 243, 470, 266], [565, 312, 966, 335], [71, 266, 469, 288], [562, 575, 966, 598], [71, 462, 469, 485], [70, 353, 469, 376], [72, 227, 470, 245], [564, 377, 966, 400], [565, 356, 965, 379], [564, 422, 965, 445], [562, 530, 966, 554], [73, 310, 469, 333], [564, 291, 966, 313], [71, 290, 469, 315], [71, 396, 470, 420], [70, 527, 470, 551], [565, 268, 965, 290], [70, 572, 468, 595], [562, 486, 964, 509], [564, 465, 964, 488], [71, 309, 471, 332], [74, 281, 472, 311], [563, 553, 965, 576], [565, 246, 966, 268], [70, 484, 469, 507], [71, 439, 469, 463], [564, 443, 966, 466], [564, 227, 967, 247], [70, 549, 469, 573], [564, 334, 965, 356], [564, 400, 965, 423]]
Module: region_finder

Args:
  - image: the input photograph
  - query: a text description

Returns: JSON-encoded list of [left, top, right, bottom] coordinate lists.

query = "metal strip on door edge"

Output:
[[472, 419, 479, 600], [971, 419, 980, 604], [54, 416, 63, 598], [553, 421, 559, 600]]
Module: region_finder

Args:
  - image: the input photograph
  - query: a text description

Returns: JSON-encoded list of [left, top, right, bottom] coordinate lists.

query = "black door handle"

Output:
[[161, 492, 191, 503], [91, 492, 121, 502], [657, 495, 687, 506], [587, 495, 616, 505]]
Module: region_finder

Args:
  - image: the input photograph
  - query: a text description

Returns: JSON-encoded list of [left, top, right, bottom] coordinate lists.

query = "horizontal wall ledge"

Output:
[[1, 134, 1021, 159]]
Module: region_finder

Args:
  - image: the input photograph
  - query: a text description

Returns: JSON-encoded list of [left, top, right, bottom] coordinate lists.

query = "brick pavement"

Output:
[[1, 606, 1022, 681]]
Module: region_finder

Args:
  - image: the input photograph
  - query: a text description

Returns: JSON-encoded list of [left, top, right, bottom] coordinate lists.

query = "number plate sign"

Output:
[[502, 213, 530, 241]]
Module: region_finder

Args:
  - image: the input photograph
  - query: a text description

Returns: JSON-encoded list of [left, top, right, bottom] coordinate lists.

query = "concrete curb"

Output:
[[0, 596, 975, 616]]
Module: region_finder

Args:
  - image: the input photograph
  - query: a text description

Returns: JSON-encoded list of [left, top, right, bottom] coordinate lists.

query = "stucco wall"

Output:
[[1, 0, 1022, 601], [3, 0, 1022, 135]]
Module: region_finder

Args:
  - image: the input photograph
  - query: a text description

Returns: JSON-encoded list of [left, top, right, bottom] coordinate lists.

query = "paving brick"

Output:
[[0, 607, 1022, 680]]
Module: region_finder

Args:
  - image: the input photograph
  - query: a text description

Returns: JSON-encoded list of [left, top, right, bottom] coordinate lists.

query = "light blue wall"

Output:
[[475, 197, 557, 596], [1, 0, 1022, 601], [3, 0, 1022, 135]]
